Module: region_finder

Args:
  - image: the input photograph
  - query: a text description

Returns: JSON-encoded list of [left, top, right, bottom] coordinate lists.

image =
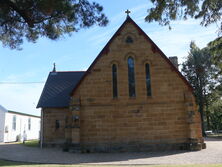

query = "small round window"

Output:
[[125, 36, 133, 44]]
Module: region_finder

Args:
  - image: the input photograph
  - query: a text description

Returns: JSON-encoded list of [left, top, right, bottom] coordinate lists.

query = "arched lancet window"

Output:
[[128, 57, 136, 97], [112, 64, 118, 98], [145, 63, 152, 96]]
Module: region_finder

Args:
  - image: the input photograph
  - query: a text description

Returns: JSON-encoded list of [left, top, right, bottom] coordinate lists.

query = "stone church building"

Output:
[[37, 16, 205, 152]]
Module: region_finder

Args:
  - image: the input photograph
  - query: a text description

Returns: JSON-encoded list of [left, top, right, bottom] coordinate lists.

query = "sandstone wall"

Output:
[[42, 108, 68, 145], [70, 21, 203, 152]]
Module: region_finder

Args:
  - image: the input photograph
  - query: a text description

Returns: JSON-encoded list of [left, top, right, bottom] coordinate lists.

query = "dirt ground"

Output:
[[0, 138, 221, 165]]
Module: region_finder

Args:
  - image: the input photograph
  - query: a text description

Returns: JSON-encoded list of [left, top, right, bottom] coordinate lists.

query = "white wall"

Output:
[[4, 113, 40, 142], [0, 106, 6, 142]]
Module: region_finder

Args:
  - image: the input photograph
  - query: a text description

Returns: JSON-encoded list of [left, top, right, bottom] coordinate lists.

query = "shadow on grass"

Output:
[[1, 159, 222, 167], [0, 160, 34, 166], [23, 140, 39, 147]]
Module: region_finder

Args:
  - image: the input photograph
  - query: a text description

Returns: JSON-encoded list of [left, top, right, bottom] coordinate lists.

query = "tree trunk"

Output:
[[206, 104, 210, 130], [204, 92, 210, 130], [199, 95, 206, 137]]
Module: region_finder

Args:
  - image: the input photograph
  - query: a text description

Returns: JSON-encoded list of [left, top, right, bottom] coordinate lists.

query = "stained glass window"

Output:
[[112, 64, 118, 98], [128, 57, 136, 97], [145, 63, 152, 96]]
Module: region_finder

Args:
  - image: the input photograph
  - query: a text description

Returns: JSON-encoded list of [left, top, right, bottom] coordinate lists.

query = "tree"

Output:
[[207, 84, 222, 132], [181, 41, 219, 136], [145, 0, 222, 33], [0, 0, 108, 49], [209, 107, 222, 133], [208, 37, 222, 72]]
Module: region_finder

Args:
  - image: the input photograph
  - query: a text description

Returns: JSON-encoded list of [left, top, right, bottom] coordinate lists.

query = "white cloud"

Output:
[[0, 83, 43, 116], [0, 71, 46, 116], [4, 72, 38, 82], [87, 26, 119, 47], [83, 4, 148, 48], [142, 18, 218, 64]]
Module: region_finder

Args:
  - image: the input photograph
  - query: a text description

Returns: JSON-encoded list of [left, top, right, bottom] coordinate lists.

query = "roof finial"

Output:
[[52, 63, 56, 72], [125, 9, 131, 17]]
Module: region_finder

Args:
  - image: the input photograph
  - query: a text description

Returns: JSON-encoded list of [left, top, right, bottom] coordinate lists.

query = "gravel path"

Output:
[[0, 138, 222, 165]]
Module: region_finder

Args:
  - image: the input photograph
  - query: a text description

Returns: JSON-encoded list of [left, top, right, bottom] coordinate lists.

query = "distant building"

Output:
[[0, 105, 40, 143]]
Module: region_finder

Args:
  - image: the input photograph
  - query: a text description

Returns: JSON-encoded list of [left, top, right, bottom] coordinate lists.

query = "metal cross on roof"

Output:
[[125, 9, 131, 16]]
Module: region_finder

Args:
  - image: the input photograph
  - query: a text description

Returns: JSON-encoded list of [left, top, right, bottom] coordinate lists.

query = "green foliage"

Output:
[[207, 84, 222, 131], [0, 160, 31, 166], [0, 0, 108, 49], [23, 140, 39, 147], [209, 99, 222, 132], [182, 42, 217, 98], [146, 0, 222, 33], [208, 37, 222, 72], [181, 41, 220, 135]]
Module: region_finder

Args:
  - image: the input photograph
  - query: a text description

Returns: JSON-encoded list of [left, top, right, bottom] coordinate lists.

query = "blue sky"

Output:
[[0, 0, 218, 116]]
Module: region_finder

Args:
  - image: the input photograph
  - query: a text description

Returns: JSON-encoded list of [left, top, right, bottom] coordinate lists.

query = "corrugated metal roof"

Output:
[[37, 71, 85, 108]]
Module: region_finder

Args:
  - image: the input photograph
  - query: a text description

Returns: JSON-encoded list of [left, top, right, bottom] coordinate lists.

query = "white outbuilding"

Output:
[[0, 105, 40, 143]]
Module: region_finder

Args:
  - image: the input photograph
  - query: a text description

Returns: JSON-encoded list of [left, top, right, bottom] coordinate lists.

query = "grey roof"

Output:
[[0, 105, 40, 117], [8, 110, 40, 118], [37, 71, 85, 108]]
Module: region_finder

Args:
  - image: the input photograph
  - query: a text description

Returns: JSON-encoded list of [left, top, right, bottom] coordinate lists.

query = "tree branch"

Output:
[[2, 0, 35, 27]]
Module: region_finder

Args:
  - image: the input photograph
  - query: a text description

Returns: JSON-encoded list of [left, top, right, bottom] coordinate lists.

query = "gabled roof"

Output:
[[71, 16, 194, 96], [37, 71, 85, 108]]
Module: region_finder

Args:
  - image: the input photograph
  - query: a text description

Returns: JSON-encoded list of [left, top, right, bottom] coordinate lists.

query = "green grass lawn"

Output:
[[21, 140, 39, 147], [207, 133, 222, 138], [0, 160, 222, 167]]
